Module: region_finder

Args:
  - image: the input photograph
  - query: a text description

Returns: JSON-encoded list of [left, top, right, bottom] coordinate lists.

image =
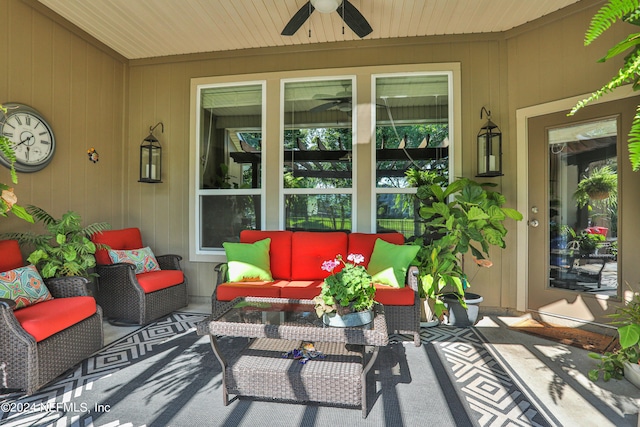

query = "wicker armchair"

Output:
[[0, 240, 103, 395], [92, 228, 188, 325]]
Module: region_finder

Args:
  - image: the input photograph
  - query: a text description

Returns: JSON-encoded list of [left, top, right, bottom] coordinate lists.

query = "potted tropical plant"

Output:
[[573, 165, 617, 208], [3, 206, 111, 284], [588, 292, 640, 387], [313, 252, 376, 327], [411, 177, 523, 326]]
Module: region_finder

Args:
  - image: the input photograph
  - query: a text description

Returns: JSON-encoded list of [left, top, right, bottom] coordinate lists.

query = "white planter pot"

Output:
[[624, 361, 640, 389], [322, 309, 373, 327], [420, 298, 439, 327]]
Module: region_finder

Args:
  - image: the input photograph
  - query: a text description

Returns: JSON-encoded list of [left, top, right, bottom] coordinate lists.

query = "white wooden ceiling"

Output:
[[37, 0, 581, 60]]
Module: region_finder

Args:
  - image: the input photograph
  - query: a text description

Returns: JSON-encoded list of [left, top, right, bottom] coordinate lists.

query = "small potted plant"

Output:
[[411, 177, 523, 326], [313, 253, 376, 327], [3, 206, 111, 282], [588, 292, 640, 387], [573, 165, 617, 208]]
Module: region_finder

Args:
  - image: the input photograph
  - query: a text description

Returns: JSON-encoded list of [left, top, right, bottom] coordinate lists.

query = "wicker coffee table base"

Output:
[[209, 336, 380, 418]]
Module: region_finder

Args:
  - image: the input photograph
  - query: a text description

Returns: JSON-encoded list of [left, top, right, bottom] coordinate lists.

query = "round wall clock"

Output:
[[0, 103, 56, 173]]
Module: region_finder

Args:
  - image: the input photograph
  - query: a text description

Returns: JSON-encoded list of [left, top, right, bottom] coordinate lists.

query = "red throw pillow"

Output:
[[291, 232, 348, 280]]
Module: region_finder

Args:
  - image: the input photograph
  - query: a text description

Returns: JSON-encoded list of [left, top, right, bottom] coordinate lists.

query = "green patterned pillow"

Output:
[[108, 246, 161, 274], [0, 264, 53, 309]]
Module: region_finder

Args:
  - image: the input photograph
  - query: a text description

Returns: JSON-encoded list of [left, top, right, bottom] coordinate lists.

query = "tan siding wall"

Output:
[[3, 0, 636, 312], [0, 0, 126, 239]]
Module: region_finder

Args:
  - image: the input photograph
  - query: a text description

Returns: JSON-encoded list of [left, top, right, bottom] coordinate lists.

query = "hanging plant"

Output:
[[573, 165, 618, 208]]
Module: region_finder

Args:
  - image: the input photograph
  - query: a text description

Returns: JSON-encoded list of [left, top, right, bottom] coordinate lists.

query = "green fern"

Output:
[[572, 0, 640, 170], [585, 0, 639, 45]]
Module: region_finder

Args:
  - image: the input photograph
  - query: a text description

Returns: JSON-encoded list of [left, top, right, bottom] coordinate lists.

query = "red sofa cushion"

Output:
[[0, 240, 24, 272], [291, 232, 348, 280], [347, 233, 405, 267], [279, 280, 324, 300], [93, 228, 144, 265], [241, 230, 293, 280], [216, 281, 284, 301], [13, 297, 97, 342], [373, 284, 415, 306], [136, 270, 184, 293]]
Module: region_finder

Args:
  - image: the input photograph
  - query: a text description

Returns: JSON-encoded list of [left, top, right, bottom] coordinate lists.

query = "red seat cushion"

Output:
[[136, 270, 184, 293], [0, 240, 24, 272], [240, 230, 293, 280], [216, 281, 284, 301], [279, 280, 324, 300], [92, 228, 144, 265], [291, 232, 348, 280], [13, 297, 97, 342], [373, 284, 415, 306], [348, 233, 405, 268]]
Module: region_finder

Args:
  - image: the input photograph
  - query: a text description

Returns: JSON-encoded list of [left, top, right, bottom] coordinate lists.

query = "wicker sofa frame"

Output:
[[0, 277, 103, 395], [212, 259, 421, 346], [95, 254, 188, 325]]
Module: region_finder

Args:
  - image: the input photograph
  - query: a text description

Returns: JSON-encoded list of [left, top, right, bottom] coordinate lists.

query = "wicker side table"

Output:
[[197, 297, 388, 418]]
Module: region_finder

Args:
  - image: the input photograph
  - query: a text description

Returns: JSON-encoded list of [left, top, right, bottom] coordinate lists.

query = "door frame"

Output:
[[515, 85, 636, 312]]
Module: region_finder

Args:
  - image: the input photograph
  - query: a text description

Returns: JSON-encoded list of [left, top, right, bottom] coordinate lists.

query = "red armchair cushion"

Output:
[[14, 296, 97, 342], [279, 280, 324, 300], [291, 232, 348, 280], [93, 228, 144, 265], [136, 270, 184, 293], [0, 240, 24, 272], [216, 281, 283, 301], [347, 233, 405, 267], [373, 284, 415, 306], [240, 230, 293, 280]]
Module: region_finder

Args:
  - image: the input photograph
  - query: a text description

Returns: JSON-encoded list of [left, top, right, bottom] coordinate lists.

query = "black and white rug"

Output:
[[0, 313, 556, 427]]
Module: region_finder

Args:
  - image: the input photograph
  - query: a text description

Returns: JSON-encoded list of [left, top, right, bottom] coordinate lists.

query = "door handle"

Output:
[[528, 219, 539, 227]]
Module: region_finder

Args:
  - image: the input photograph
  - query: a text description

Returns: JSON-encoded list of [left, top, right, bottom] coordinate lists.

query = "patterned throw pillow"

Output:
[[108, 247, 161, 274], [0, 264, 54, 309]]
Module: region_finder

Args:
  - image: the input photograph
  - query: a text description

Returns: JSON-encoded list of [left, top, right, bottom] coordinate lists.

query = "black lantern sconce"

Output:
[[139, 122, 163, 183], [476, 107, 503, 177]]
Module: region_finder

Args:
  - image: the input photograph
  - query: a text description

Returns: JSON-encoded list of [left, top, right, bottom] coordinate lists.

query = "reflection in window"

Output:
[[374, 73, 451, 239], [283, 79, 354, 230], [547, 118, 618, 295], [197, 83, 264, 250]]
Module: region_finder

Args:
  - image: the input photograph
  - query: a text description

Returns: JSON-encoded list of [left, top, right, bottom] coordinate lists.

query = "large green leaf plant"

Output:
[[412, 178, 523, 318], [570, 0, 640, 170]]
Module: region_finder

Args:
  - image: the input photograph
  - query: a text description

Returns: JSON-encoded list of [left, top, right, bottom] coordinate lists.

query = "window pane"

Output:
[[199, 84, 262, 189], [285, 194, 352, 231], [283, 79, 353, 189], [376, 193, 426, 239], [200, 195, 260, 249], [375, 75, 449, 188]]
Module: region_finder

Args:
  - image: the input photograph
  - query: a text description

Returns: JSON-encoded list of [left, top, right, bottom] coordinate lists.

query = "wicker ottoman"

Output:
[[226, 338, 363, 407]]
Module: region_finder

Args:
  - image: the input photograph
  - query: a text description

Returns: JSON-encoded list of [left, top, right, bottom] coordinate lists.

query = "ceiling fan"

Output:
[[281, 0, 373, 38], [310, 85, 352, 113]]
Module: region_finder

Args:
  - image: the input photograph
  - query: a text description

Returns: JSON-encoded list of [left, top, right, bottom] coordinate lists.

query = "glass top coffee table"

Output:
[[197, 297, 388, 418]]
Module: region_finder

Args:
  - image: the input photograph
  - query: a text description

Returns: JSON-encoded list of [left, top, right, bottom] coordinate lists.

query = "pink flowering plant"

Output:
[[313, 253, 375, 317]]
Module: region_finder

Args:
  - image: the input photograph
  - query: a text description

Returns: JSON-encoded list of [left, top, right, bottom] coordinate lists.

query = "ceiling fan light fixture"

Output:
[[310, 0, 342, 14]]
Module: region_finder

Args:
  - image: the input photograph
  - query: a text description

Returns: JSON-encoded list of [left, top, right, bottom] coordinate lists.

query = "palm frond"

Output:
[[26, 205, 56, 225], [585, 0, 639, 45], [82, 222, 111, 237]]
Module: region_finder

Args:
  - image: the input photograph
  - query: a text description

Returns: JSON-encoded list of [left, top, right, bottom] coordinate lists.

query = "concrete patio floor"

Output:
[[102, 300, 640, 426]]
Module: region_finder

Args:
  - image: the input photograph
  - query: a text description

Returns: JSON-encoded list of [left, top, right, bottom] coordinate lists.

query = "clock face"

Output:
[[0, 103, 56, 173]]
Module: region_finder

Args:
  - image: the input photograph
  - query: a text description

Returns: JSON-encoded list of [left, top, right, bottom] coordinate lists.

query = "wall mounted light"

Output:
[[476, 107, 503, 177], [139, 122, 163, 183]]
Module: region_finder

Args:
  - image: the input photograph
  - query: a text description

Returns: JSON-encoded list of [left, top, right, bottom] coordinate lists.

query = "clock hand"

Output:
[[25, 146, 29, 162], [14, 135, 31, 148]]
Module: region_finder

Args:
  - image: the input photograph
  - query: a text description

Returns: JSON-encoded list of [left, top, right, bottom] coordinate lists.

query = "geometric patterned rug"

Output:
[[0, 312, 557, 426]]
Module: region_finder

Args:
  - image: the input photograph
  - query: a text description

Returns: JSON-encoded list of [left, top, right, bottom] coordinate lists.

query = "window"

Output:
[[373, 73, 452, 239], [195, 82, 265, 253], [282, 78, 355, 231]]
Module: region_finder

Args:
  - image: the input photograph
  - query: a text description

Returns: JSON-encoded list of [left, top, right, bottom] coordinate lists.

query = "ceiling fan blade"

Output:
[[282, 1, 314, 36], [341, 0, 373, 38], [310, 101, 338, 113]]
